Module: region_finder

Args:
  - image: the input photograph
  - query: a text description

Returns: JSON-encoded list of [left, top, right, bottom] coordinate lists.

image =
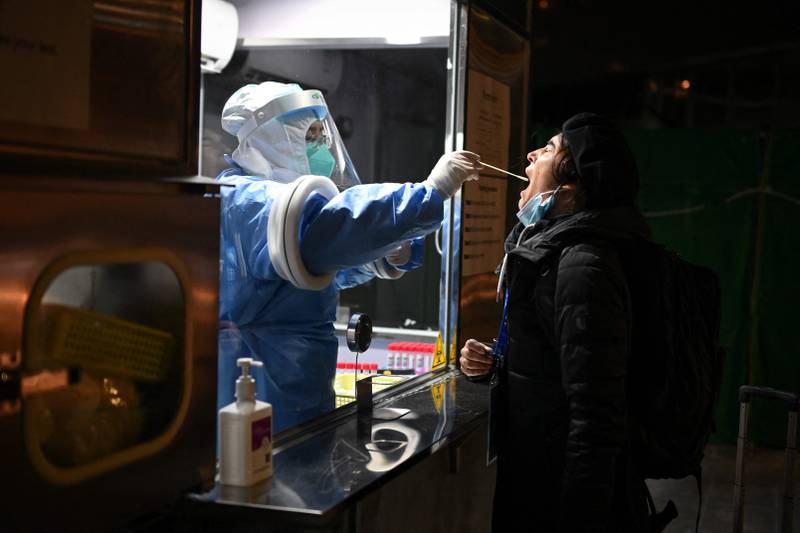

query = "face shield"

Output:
[[232, 89, 361, 190]]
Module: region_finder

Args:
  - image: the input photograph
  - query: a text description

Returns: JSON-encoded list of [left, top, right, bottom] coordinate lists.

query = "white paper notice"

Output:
[[466, 70, 511, 175], [462, 70, 512, 276], [0, 0, 92, 129], [461, 176, 508, 277]]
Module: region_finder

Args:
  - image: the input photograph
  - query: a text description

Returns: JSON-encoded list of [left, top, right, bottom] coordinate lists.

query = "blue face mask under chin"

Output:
[[516, 187, 560, 226], [306, 142, 336, 178]]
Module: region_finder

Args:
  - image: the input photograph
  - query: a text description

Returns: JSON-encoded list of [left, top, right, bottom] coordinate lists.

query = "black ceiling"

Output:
[[530, 0, 800, 86]]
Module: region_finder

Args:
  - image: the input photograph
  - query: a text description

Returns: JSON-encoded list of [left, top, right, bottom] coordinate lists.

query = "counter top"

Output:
[[186, 370, 490, 519]]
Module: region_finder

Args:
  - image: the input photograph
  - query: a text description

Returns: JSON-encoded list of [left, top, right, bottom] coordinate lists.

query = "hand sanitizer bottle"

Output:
[[218, 358, 273, 486]]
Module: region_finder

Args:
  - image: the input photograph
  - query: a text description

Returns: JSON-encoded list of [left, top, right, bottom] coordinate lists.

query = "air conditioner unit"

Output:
[[201, 0, 238, 74]]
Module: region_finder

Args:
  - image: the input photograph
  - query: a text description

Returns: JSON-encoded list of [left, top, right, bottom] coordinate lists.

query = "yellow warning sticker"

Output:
[[432, 332, 447, 370], [431, 382, 444, 412]]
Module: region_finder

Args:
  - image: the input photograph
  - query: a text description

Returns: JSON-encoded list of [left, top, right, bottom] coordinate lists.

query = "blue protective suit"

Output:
[[218, 166, 444, 432]]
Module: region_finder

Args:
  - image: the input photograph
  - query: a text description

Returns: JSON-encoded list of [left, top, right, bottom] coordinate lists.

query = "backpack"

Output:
[[618, 237, 725, 531]]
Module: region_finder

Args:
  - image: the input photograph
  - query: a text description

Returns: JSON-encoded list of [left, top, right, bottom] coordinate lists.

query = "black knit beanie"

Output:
[[561, 113, 639, 208]]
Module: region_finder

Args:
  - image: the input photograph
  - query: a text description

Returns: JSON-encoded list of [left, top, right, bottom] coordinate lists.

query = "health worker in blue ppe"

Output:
[[217, 81, 483, 432]]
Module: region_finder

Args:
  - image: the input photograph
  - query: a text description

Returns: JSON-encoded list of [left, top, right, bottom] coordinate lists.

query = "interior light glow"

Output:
[[384, 34, 423, 45], [236, 0, 450, 46], [680, 79, 691, 90]]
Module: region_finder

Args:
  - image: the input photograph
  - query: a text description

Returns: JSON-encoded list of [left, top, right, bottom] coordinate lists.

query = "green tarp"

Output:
[[629, 128, 799, 446]]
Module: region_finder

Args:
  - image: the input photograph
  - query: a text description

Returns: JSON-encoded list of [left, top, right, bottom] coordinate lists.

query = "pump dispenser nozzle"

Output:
[[236, 357, 263, 402]]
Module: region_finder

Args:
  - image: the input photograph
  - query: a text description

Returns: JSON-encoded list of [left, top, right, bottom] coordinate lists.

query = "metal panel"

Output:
[[0, 0, 201, 178], [440, 1, 470, 365], [455, 5, 531, 350], [0, 179, 219, 531]]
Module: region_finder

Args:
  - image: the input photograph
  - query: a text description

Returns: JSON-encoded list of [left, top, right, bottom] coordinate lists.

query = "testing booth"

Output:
[[0, 1, 532, 531]]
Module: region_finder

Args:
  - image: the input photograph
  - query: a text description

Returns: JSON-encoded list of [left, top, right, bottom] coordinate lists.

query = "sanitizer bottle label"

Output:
[[251, 415, 272, 471]]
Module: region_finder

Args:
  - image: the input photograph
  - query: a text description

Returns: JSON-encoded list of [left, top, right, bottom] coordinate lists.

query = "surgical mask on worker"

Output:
[[306, 142, 336, 177], [516, 186, 560, 226]]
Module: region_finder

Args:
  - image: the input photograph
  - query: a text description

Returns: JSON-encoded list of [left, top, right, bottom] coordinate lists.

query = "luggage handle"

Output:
[[733, 385, 797, 533], [738, 385, 799, 411]]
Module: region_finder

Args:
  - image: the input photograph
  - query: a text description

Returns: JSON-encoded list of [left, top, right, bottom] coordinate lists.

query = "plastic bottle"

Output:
[[386, 342, 396, 370], [414, 342, 425, 375], [218, 358, 273, 486], [400, 342, 410, 370], [415, 347, 426, 375], [424, 343, 434, 372]]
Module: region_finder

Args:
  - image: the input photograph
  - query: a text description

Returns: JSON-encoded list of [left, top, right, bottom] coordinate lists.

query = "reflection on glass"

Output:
[[333, 371, 406, 408], [364, 422, 420, 473], [205, 43, 448, 432], [25, 262, 185, 469], [0, 0, 193, 167]]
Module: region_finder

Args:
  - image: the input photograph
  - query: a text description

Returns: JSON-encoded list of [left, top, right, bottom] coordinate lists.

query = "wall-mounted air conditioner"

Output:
[[201, 0, 238, 74]]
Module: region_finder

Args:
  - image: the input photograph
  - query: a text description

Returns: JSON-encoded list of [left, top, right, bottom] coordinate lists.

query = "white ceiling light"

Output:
[[232, 0, 449, 49]]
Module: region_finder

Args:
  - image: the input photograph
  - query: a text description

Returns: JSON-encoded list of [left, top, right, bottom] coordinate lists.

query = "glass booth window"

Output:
[[202, 1, 450, 432], [24, 260, 187, 482]]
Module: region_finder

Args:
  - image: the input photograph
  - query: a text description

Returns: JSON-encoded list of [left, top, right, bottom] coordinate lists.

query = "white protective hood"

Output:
[[221, 81, 360, 189]]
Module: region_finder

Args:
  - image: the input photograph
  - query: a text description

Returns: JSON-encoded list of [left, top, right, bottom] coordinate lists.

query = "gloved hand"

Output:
[[385, 241, 412, 267], [424, 151, 483, 199], [363, 239, 424, 280]]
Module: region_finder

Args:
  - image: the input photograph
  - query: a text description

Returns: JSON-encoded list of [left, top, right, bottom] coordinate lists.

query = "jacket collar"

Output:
[[504, 206, 651, 265]]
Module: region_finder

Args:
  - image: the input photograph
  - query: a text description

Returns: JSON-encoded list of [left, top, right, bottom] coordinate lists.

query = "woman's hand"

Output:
[[459, 339, 494, 376]]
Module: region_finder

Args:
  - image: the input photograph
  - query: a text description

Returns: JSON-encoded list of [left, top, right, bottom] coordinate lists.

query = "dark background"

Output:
[[512, 0, 800, 446], [527, 0, 800, 130]]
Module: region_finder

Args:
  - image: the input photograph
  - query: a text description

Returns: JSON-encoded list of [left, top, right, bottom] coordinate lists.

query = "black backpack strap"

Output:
[[694, 467, 703, 533], [644, 479, 679, 533], [644, 479, 656, 517], [644, 468, 702, 532]]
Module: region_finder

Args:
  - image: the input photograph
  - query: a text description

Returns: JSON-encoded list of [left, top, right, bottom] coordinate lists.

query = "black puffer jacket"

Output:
[[492, 207, 651, 533]]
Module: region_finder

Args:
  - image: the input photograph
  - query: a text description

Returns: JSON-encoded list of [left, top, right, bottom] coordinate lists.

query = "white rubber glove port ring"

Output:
[[268, 175, 339, 290], [372, 257, 405, 280]]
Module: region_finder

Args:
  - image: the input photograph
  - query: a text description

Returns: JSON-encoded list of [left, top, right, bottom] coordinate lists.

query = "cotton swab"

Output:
[[481, 161, 529, 182]]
